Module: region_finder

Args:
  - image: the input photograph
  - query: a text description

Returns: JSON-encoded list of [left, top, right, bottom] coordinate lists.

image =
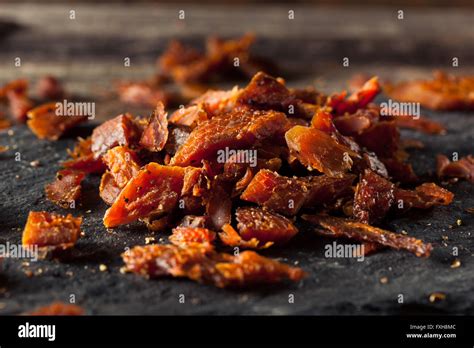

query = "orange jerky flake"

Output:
[[285, 125, 359, 176], [170, 108, 290, 167], [28, 302, 84, 316], [103, 163, 186, 227], [169, 226, 216, 249], [122, 243, 305, 288], [302, 214, 432, 257], [27, 102, 87, 140], [436, 154, 474, 183], [22, 211, 82, 250], [385, 71, 474, 111], [102, 146, 141, 188], [139, 102, 169, 152], [45, 169, 86, 209]]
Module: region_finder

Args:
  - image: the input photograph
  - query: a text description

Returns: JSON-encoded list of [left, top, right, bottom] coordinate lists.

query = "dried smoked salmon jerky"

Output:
[[219, 223, 269, 249], [206, 178, 233, 230], [285, 125, 359, 176], [45, 170, 86, 209], [122, 244, 304, 287], [328, 77, 380, 115], [436, 154, 474, 183], [117, 81, 170, 107], [99, 171, 121, 205], [22, 211, 82, 250], [27, 102, 87, 140], [91, 114, 141, 157], [28, 302, 84, 316], [62, 137, 106, 174], [393, 183, 454, 210], [104, 163, 185, 227], [170, 108, 290, 167], [236, 207, 298, 245], [102, 146, 141, 188], [169, 226, 216, 249], [355, 121, 400, 159], [353, 169, 395, 224], [385, 71, 474, 111], [169, 104, 210, 128], [139, 102, 168, 152], [302, 214, 431, 257]]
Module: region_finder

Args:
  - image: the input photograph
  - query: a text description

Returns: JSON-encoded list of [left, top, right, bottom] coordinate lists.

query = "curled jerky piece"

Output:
[[91, 114, 141, 157], [102, 146, 141, 188], [104, 163, 185, 227], [62, 137, 106, 174], [99, 171, 121, 205], [169, 226, 216, 249], [285, 125, 359, 176], [236, 207, 298, 245], [385, 71, 474, 111], [436, 154, 474, 183], [171, 108, 290, 167], [27, 102, 87, 140], [22, 211, 82, 251], [302, 214, 432, 257], [45, 170, 86, 209], [353, 169, 395, 224], [139, 102, 168, 152], [219, 223, 271, 249], [394, 183, 454, 210], [28, 302, 84, 316], [328, 77, 380, 115], [122, 244, 305, 287]]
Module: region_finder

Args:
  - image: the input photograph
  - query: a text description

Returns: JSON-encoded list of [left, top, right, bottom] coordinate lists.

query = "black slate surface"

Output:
[[0, 105, 473, 315]]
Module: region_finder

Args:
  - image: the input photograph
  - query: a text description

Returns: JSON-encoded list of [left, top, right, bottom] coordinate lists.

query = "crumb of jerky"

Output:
[[429, 292, 446, 303], [99, 264, 108, 272], [29, 160, 40, 167], [450, 259, 461, 269], [379, 277, 388, 284]]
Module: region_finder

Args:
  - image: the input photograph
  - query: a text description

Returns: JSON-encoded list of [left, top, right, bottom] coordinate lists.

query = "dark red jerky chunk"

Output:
[[99, 171, 121, 205], [116, 81, 170, 108], [164, 125, 192, 156], [436, 154, 474, 183], [381, 157, 418, 184], [302, 214, 432, 257], [102, 146, 141, 189], [355, 121, 400, 159], [303, 174, 356, 208], [8, 89, 33, 123], [103, 163, 186, 227], [333, 110, 376, 136], [45, 170, 86, 209], [139, 102, 169, 152], [170, 108, 290, 167], [169, 226, 216, 249], [206, 178, 233, 230], [236, 207, 298, 245], [328, 77, 380, 115], [353, 170, 395, 224], [285, 125, 359, 176], [122, 244, 305, 287], [62, 137, 106, 174], [91, 114, 141, 157], [36, 76, 65, 100], [393, 183, 454, 210]]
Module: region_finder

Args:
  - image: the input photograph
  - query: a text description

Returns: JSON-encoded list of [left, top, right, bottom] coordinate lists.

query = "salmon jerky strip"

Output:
[[169, 226, 216, 250], [122, 244, 305, 288], [302, 214, 431, 257]]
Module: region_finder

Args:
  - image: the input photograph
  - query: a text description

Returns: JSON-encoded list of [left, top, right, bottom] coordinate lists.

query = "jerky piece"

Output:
[[391, 116, 446, 135], [385, 71, 474, 111], [179, 215, 210, 228], [436, 154, 474, 183], [116, 81, 170, 107], [36, 75, 65, 100], [191, 87, 241, 115], [355, 121, 399, 159], [139, 102, 169, 152], [91, 114, 141, 157], [22, 211, 82, 251], [381, 157, 418, 184], [164, 124, 192, 156], [0, 79, 33, 122], [206, 178, 232, 230], [303, 174, 356, 207], [285, 125, 359, 176], [122, 244, 304, 287], [45, 170, 86, 209], [158, 41, 204, 77], [103, 163, 185, 227], [28, 302, 84, 316], [328, 77, 380, 115], [170, 108, 290, 167], [394, 183, 454, 210], [102, 146, 141, 188], [27, 102, 87, 140], [99, 171, 121, 205], [169, 104, 209, 128], [240, 170, 307, 215], [62, 137, 106, 174], [219, 223, 270, 249], [236, 207, 298, 245], [169, 226, 216, 249], [353, 169, 395, 224], [302, 214, 432, 257]]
